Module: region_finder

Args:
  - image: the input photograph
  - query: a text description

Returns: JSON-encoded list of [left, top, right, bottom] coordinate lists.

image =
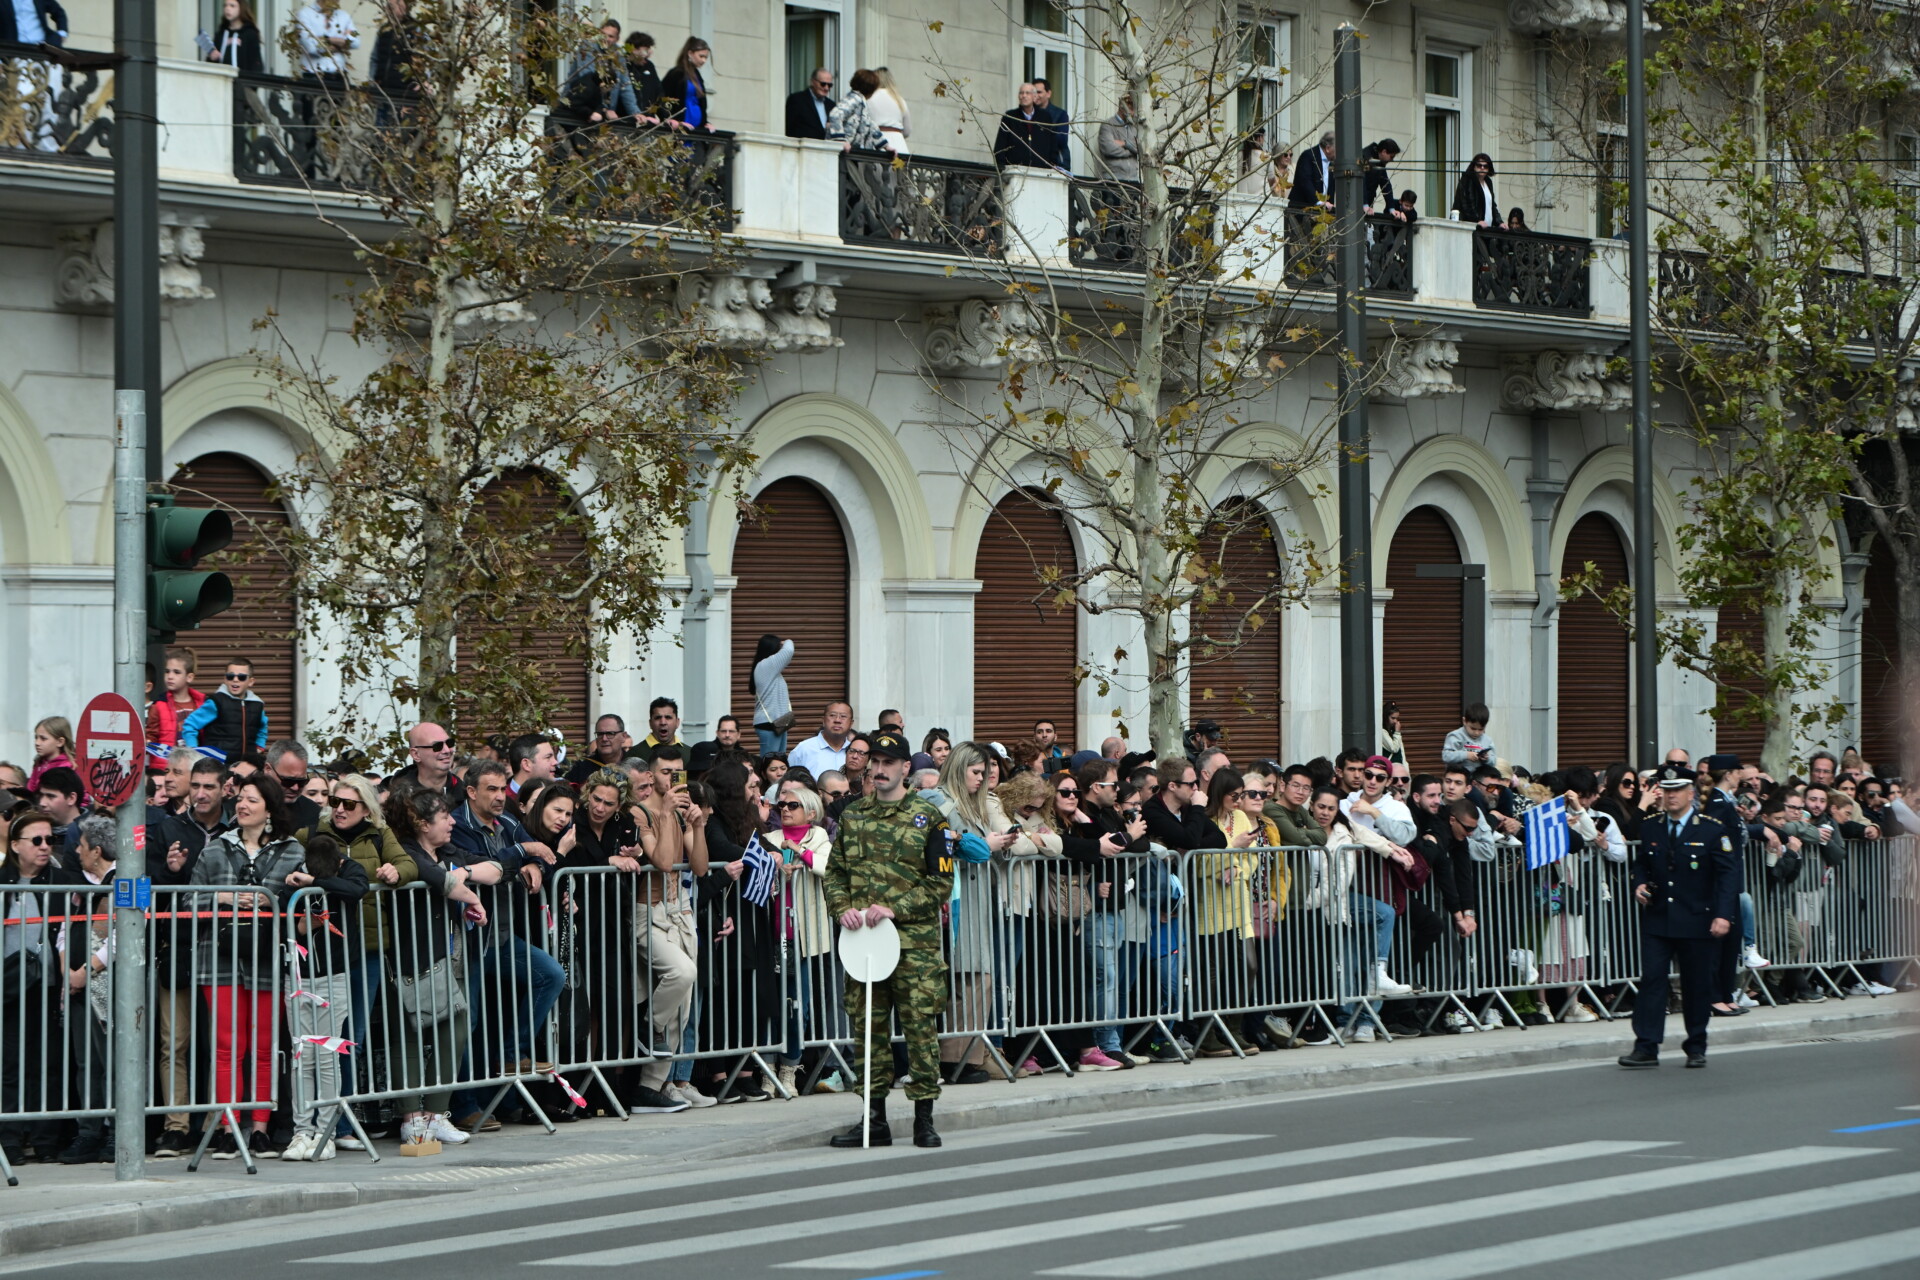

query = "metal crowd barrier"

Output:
[[1746, 836, 1920, 1001], [1, 883, 115, 1186]]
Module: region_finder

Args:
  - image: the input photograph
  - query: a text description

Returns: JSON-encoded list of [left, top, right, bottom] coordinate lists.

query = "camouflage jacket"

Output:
[[825, 792, 954, 951]]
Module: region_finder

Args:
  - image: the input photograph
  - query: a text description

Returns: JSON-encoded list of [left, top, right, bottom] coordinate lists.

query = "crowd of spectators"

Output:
[[1, 633, 1912, 1166]]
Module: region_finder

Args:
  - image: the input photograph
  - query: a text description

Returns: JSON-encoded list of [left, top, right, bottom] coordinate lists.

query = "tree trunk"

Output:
[[1759, 561, 1796, 778]]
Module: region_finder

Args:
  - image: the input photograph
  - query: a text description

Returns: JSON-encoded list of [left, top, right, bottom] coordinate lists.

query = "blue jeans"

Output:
[[1087, 912, 1124, 1054], [1739, 892, 1756, 949], [1340, 892, 1396, 1022], [756, 727, 788, 756], [669, 986, 700, 1085]]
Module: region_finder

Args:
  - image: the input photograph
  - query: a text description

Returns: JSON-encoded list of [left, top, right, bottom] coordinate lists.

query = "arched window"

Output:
[[973, 489, 1079, 747], [1384, 505, 1463, 773], [731, 478, 850, 730], [1191, 497, 1284, 761], [1557, 513, 1631, 769], [169, 452, 299, 734], [1714, 593, 1766, 763]]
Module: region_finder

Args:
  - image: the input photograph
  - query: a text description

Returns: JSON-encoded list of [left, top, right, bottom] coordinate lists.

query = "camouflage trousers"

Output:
[[842, 945, 949, 1102]]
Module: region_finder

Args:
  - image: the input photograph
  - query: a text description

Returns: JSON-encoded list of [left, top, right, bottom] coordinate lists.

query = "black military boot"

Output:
[[913, 1099, 941, 1149], [829, 1095, 890, 1148]]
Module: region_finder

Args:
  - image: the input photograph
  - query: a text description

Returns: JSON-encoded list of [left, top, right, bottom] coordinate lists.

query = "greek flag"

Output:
[[740, 833, 779, 907], [1524, 795, 1570, 870]]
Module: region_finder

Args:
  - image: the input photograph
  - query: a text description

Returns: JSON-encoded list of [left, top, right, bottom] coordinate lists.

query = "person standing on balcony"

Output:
[[294, 0, 358, 82], [660, 37, 714, 131], [1033, 76, 1071, 172], [1360, 138, 1400, 212], [827, 67, 888, 152], [1287, 131, 1334, 210], [204, 0, 263, 74], [624, 33, 663, 118], [994, 82, 1051, 170], [1451, 153, 1499, 227], [0, 0, 65, 46], [868, 67, 912, 154], [369, 0, 416, 95], [1097, 95, 1140, 181], [784, 65, 833, 140]]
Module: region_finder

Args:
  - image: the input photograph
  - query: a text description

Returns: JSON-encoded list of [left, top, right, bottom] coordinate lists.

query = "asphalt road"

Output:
[[8, 1030, 1919, 1280]]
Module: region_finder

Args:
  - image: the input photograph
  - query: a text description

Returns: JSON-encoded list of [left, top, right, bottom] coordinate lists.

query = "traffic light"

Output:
[[146, 493, 234, 640]]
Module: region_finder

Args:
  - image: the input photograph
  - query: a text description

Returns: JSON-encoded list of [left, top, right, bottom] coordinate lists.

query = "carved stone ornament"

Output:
[[449, 274, 533, 328], [766, 282, 843, 352], [1891, 364, 1920, 434], [56, 213, 217, 311], [1500, 349, 1629, 412], [922, 298, 1043, 373], [1378, 336, 1464, 399], [1508, 0, 1652, 35]]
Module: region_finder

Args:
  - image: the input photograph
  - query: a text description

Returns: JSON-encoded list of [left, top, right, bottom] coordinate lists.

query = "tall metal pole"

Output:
[[111, 393, 149, 1183], [1334, 25, 1374, 754], [1627, 0, 1659, 767], [112, 0, 159, 1182]]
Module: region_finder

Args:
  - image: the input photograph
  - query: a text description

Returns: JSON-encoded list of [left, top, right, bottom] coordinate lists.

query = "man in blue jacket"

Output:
[[1620, 765, 1739, 1069]]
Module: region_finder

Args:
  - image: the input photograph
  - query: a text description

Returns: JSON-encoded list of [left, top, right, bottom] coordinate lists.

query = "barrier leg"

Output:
[[752, 1051, 791, 1099], [331, 1100, 382, 1163], [508, 1078, 554, 1133], [0, 1143, 15, 1188], [586, 1065, 630, 1120], [1486, 988, 1524, 1029]]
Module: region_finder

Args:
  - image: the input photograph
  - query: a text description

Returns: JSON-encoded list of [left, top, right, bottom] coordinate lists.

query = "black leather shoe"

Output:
[[57, 1136, 110, 1165], [913, 1099, 941, 1149], [830, 1098, 890, 1148], [1617, 1048, 1659, 1069], [1685, 1053, 1707, 1068]]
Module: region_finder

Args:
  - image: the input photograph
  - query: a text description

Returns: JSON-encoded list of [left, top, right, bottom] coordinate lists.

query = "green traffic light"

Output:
[[147, 499, 233, 568], [147, 568, 234, 635], [145, 494, 236, 638]]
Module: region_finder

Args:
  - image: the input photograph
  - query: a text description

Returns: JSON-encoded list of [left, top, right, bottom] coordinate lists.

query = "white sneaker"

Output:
[[1564, 1003, 1600, 1023], [1734, 990, 1759, 1008], [335, 1134, 366, 1151], [425, 1114, 471, 1145], [281, 1132, 315, 1163], [1509, 949, 1540, 984], [311, 1138, 337, 1161], [1445, 1010, 1478, 1033], [1374, 964, 1413, 996], [1846, 983, 1871, 996], [669, 1080, 717, 1110], [1350, 1023, 1376, 1043], [1482, 1007, 1506, 1030], [1867, 981, 1896, 996], [1742, 946, 1771, 969], [398, 1115, 430, 1147], [814, 1070, 847, 1094]]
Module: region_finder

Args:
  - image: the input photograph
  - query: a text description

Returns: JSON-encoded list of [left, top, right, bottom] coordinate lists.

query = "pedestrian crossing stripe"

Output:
[[528, 1137, 1471, 1269], [1036, 1146, 1883, 1277], [783, 1140, 1662, 1273], [1654, 1222, 1920, 1280], [1299, 1170, 1920, 1280]]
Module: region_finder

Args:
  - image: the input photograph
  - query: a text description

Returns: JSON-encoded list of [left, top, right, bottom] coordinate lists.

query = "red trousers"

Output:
[[203, 985, 276, 1125]]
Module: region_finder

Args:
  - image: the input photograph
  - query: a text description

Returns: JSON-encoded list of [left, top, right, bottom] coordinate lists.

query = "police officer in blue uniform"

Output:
[[1620, 764, 1739, 1069], [1698, 755, 1749, 1013]]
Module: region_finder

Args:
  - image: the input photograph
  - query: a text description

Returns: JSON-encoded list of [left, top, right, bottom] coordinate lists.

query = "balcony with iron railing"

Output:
[[1657, 248, 1905, 347], [2, 44, 1658, 334]]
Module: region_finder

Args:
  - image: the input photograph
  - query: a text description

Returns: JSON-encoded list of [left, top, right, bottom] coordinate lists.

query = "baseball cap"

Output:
[[869, 731, 913, 762], [1365, 755, 1393, 772]]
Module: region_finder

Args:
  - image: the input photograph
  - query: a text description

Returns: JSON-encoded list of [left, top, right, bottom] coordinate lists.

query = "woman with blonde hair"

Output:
[[771, 782, 833, 1094], [868, 66, 912, 154], [924, 743, 1020, 1081], [1189, 768, 1262, 1056], [27, 717, 75, 795]]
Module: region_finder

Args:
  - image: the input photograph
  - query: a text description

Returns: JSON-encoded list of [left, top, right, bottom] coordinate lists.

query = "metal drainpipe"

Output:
[[1527, 410, 1562, 766]]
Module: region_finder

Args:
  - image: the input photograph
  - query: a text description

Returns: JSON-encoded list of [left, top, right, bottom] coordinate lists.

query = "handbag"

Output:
[[393, 953, 468, 1030], [1046, 867, 1092, 920]]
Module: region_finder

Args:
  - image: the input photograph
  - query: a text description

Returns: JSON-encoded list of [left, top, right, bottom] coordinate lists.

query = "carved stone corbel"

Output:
[[1377, 335, 1464, 399], [1500, 349, 1628, 412], [766, 282, 842, 352], [678, 271, 775, 349], [922, 298, 1042, 373], [56, 211, 218, 312]]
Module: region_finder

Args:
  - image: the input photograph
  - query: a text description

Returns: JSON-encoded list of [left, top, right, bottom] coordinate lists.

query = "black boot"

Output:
[[913, 1099, 941, 1149], [829, 1095, 891, 1148]]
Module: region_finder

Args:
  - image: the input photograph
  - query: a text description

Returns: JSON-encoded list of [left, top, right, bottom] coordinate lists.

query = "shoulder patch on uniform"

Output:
[[912, 813, 929, 828], [1722, 837, 1732, 852]]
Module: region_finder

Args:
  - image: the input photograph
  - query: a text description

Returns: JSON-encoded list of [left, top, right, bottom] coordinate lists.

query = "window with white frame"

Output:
[[1423, 46, 1471, 216], [1894, 132, 1920, 271], [787, 2, 853, 98], [1023, 0, 1076, 113], [1595, 90, 1628, 238], [1234, 11, 1291, 152]]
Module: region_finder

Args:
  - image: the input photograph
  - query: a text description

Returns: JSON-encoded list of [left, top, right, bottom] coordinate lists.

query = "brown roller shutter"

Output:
[[454, 470, 592, 746], [1384, 505, 1462, 773], [168, 453, 299, 736], [1858, 538, 1903, 772], [1715, 592, 1766, 763], [1556, 513, 1631, 770], [973, 490, 1080, 748], [1191, 498, 1283, 761], [731, 479, 849, 731]]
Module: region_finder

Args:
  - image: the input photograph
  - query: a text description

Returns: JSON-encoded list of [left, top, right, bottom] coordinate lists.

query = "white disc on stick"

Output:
[[837, 917, 901, 982]]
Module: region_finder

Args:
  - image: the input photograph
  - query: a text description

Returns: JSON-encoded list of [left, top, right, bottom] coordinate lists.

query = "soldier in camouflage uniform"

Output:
[[825, 729, 953, 1149]]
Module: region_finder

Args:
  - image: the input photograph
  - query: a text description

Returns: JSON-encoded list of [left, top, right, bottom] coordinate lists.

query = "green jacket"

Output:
[[1268, 800, 1326, 849], [826, 793, 954, 951]]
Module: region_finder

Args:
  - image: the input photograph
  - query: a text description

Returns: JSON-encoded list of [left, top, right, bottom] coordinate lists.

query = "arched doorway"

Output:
[[1557, 513, 1631, 769], [169, 452, 299, 736], [1191, 497, 1284, 761], [454, 469, 592, 745], [973, 489, 1079, 747], [731, 478, 850, 732], [1859, 537, 1903, 773], [1384, 505, 1463, 773]]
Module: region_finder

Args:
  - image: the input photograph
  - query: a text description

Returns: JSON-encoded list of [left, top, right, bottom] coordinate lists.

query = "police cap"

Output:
[[1654, 763, 1696, 790]]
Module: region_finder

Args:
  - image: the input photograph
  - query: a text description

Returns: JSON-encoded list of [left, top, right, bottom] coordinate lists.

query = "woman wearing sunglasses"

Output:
[[295, 773, 415, 1152], [1190, 770, 1265, 1057], [926, 743, 1023, 1083], [1, 810, 79, 1165], [771, 785, 834, 1095]]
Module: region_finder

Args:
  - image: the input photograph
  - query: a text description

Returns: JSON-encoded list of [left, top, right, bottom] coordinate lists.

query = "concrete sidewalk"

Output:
[[2, 991, 1915, 1258]]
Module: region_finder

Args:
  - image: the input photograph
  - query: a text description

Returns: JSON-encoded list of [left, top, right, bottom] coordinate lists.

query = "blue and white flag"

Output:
[[740, 833, 779, 908], [1524, 795, 1570, 870]]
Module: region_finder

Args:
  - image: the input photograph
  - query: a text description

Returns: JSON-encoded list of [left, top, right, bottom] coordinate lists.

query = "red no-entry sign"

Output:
[[76, 691, 145, 808]]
